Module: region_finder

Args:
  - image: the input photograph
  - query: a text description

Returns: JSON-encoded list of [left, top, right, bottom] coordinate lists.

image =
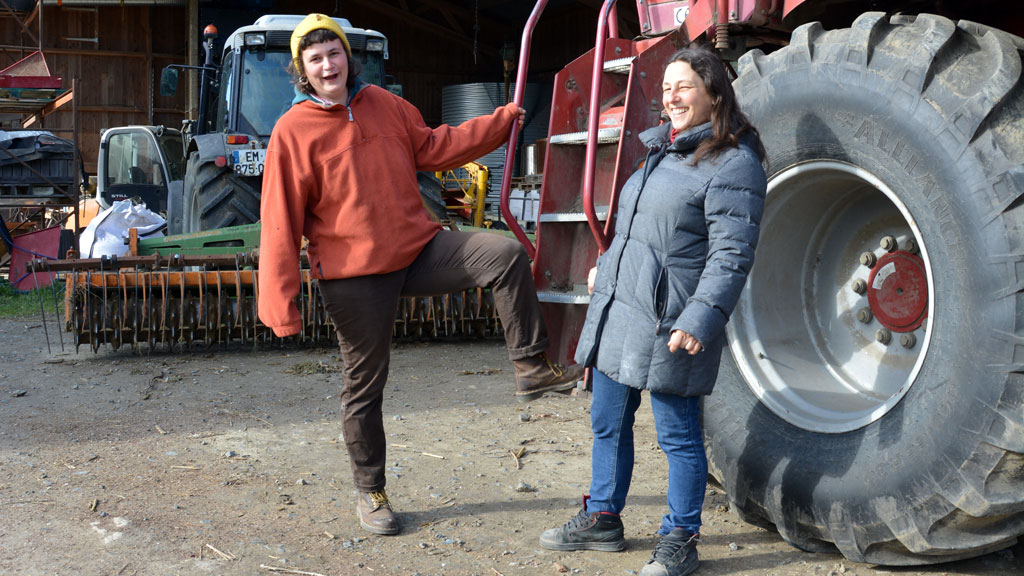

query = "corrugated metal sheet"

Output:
[[441, 82, 550, 216]]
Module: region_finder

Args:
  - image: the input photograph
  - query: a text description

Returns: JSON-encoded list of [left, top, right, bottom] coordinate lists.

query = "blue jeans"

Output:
[[586, 369, 708, 535]]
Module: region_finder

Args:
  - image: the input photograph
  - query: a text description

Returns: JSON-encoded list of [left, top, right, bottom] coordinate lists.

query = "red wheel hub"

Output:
[[867, 250, 928, 332]]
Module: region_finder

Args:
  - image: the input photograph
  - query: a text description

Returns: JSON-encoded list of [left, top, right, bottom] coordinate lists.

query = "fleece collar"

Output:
[[291, 75, 365, 107]]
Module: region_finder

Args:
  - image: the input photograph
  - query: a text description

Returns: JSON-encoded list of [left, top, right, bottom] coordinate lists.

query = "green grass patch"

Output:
[[0, 280, 64, 319]]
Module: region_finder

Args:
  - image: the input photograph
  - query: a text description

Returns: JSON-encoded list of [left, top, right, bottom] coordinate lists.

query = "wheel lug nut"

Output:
[[904, 238, 918, 254], [851, 279, 867, 295], [900, 333, 917, 349], [876, 328, 892, 345], [880, 235, 898, 252], [860, 252, 877, 268], [857, 308, 873, 323]]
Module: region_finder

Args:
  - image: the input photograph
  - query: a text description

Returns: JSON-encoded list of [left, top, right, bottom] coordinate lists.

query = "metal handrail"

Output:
[[583, 0, 619, 254], [498, 0, 548, 260]]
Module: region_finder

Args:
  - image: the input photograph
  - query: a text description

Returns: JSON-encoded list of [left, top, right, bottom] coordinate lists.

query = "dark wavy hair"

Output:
[[666, 44, 765, 165], [288, 28, 361, 96]]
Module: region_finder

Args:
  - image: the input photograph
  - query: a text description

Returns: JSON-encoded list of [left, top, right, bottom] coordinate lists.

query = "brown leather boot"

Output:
[[513, 353, 584, 402], [356, 490, 399, 535]]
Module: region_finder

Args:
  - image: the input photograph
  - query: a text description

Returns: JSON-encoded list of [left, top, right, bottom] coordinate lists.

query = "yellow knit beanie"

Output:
[[290, 13, 351, 69]]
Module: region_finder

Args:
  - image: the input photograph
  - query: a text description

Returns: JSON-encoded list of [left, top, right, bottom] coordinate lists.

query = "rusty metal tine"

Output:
[[251, 258, 262, 347], [216, 272, 224, 345], [146, 270, 155, 352], [179, 271, 187, 350], [160, 272, 168, 347], [46, 260, 64, 352], [132, 266, 140, 349], [233, 255, 246, 346], [112, 255, 122, 350], [30, 259, 51, 354], [85, 268, 94, 352], [99, 256, 108, 348], [199, 264, 209, 346]]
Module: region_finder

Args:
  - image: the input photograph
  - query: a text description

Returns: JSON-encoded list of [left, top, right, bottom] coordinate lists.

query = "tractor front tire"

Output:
[[182, 151, 261, 233], [710, 13, 1024, 565]]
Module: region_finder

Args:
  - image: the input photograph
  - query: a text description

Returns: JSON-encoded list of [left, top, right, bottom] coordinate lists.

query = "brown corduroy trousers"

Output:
[[319, 230, 549, 492]]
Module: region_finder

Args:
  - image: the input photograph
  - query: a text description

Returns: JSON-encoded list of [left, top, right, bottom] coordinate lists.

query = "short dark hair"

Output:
[[289, 28, 361, 96], [666, 44, 765, 165]]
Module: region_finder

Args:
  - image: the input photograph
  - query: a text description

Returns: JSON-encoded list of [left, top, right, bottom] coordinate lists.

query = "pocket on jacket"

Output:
[[653, 266, 668, 335]]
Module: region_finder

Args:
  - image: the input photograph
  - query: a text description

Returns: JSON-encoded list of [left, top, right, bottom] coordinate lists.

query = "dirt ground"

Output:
[[1, 316, 1021, 576]]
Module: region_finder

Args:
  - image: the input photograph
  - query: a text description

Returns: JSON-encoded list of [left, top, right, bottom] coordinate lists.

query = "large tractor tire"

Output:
[[182, 151, 261, 233], [709, 13, 1024, 565]]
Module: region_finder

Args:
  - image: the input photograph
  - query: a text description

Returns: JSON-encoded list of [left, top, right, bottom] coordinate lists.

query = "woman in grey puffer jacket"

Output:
[[540, 45, 767, 576]]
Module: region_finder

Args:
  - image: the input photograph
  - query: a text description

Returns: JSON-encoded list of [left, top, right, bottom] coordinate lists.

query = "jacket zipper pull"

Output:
[[348, 108, 354, 122]]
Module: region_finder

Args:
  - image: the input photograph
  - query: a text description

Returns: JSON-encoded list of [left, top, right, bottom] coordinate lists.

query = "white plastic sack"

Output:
[[79, 199, 166, 258]]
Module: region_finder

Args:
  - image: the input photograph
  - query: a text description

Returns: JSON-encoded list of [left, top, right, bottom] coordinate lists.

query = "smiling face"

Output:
[[662, 60, 714, 133], [300, 38, 349, 103]]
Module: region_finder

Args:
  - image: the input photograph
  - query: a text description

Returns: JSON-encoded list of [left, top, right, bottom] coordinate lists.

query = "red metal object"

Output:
[[867, 251, 928, 332], [9, 225, 61, 290], [499, 0, 549, 260], [582, 0, 621, 254], [0, 75, 62, 89]]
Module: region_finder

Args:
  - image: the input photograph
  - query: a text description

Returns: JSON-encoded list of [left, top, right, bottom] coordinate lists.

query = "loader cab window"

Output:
[[106, 132, 165, 187], [102, 130, 169, 213], [155, 131, 185, 181]]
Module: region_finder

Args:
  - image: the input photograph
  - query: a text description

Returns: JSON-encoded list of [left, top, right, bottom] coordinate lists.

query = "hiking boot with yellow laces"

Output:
[[356, 489, 399, 535], [512, 353, 584, 402]]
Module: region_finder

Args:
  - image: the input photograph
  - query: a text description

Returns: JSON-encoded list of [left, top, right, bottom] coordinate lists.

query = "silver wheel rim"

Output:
[[727, 160, 933, 433]]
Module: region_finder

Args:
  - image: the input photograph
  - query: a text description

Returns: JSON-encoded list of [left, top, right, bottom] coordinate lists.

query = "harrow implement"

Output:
[[27, 225, 502, 352]]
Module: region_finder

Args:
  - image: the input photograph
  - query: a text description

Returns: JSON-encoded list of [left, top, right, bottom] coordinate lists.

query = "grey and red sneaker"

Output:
[[539, 499, 626, 552]]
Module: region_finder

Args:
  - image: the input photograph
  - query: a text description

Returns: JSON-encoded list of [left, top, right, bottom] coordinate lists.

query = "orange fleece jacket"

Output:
[[258, 84, 518, 337]]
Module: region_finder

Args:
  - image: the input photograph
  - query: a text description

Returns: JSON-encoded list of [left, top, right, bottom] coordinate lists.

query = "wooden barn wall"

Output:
[[1, 5, 188, 174], [1, 2, 608, 175]]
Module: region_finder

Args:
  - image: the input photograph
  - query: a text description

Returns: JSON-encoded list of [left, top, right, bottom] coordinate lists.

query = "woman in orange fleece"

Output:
[[257, 13, 583, 536]]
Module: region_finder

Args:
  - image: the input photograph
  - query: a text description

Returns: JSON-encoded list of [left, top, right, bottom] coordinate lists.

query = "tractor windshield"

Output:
[[236, 49, 295, 138]]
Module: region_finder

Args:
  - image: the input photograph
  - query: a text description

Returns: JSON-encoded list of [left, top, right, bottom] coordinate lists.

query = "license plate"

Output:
[[232, 149, 266, 176]]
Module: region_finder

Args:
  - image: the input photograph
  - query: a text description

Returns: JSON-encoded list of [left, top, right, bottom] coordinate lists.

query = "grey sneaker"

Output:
[[539, 504, 626, 552], [639, 528, 699, 576]]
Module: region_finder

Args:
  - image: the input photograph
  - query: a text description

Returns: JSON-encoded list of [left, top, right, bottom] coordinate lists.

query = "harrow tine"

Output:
[[30, 259, 51, 355], [111, 255, 122, 350], [47, 260, 64, 352]]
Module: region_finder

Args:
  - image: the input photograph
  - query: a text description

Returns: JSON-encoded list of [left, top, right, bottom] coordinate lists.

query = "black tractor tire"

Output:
[[709, 13, 1024, 565], [182, 151, 261, 233]]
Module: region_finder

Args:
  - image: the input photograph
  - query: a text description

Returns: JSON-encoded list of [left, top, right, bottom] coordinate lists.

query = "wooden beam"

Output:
[[20, 86, 73, 128], [40, 47, 182, 60]]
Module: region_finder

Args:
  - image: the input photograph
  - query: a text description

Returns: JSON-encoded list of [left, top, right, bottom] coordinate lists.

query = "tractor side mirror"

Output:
[[160, 68, 179, 97]]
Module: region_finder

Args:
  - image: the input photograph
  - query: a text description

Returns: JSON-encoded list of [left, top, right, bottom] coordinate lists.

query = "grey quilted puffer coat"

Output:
[[574, 121, 766, 396]]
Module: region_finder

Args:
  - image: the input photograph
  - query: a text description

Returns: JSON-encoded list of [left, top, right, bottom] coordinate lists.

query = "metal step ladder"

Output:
[[499, 0, 679, 368]]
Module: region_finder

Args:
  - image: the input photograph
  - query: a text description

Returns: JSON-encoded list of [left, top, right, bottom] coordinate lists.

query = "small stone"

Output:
[[393, 414, 404, 421], [728, 542, 738, 551], [519, 412, 531, 422], [515, 482, 536, 493], [224, 451, 237, 458], [10, 390, 26, 397], [296, 478, 308, 486]]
